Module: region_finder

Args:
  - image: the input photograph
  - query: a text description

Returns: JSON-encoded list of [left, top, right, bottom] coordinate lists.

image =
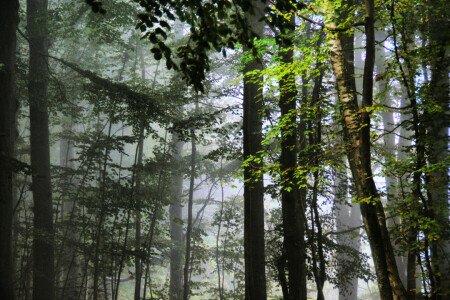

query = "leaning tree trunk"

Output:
[[278, 15, 307, 300], [327, 0, 408, 298], [27, 0, 55, 299], [243, 1, 267, 299], [0, 1, 19, 299]]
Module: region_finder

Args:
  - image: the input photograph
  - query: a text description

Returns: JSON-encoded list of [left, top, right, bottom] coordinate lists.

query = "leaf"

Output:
[[154, 51, 162, 60], [149, 32, 158, 43], [155, 27, 167, 40], [159, 20, 170, 29]]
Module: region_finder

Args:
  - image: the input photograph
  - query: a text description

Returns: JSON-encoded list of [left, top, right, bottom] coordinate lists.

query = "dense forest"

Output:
[[0, 0, 448, 299]]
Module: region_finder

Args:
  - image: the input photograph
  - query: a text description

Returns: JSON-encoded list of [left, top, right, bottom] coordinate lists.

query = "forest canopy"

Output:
[[0, 0, 448, 299]]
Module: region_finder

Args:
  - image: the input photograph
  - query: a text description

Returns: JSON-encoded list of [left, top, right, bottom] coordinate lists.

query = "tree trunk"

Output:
[[375, 29, 408, 287], [327, 0, 408, 298], [428, 1, 449, 297], [60, 119, 81, 300], [169, 133, 184, 300], [183, 124, 197, 300], [278, 16, 307, 300], [0, 1, 19, 299], [27, 0, 55, 299], [134, 43, 147, 300], [243, 1, 267, 299], [335, 167, 360, 299], [133, 132, 144, 300]]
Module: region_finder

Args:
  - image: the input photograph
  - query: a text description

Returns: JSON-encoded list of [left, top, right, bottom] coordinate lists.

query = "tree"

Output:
[[27, 0, 55, 299], [7, 0, 447, 298], [278, 14, 307, 300], [243, 1, 267, 299], [0, 0, 19, 299], [169, 133, 184, 300], [427, 1, 449, 297], [326, 0, 408, 298], [183, 111, 197, 300], [59, 117, 81, 300]]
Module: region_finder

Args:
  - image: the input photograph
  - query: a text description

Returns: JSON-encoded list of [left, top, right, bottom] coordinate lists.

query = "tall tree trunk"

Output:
[[427, 1, 449, 297], [335, 161, 361, 299], [133, 131, 144, 300], [375, 29, 408, 287], [134, 42, 147, 300], [0, 1, 19, 299], [92, 121, 112, 300], [278, 15, 307, 300], [60, 119, 81, 300], [27, 0, 55, 299], [183, 122, 197, 300], [243, 1, 267, 299], [169, 133, 184, 300], [396, 86, 416, 298], [327, 0, 407, 298]]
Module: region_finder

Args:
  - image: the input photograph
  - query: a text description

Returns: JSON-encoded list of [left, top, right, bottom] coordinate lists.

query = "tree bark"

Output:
[[427, 1, 449, 297], [243, 1, 267, 299], [327, 0, 408, 298], [278, 15, 307, 300], [27, 0, 55, 299], [0, 0, 19, 299]]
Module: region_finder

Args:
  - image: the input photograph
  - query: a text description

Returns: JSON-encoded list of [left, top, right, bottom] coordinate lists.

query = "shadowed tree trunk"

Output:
[[0, 1, 19, 299], [278, 15, 307, 300], [27, 0, 55, 299], [243, 1, 267, 299], [133, 131, 144, 300], [427, 1, 449, 297]]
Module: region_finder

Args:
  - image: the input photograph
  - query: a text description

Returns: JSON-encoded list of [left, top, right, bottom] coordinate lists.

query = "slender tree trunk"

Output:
[[183, 123, 197, 300], [335, 168, 361, 300], [60, 119, 81, 300], [0, 1, 19, 299], [243, 1, 267, 299], [133, 139, 144, 300], [169, 133, 184, 300], [134, 42, 147, 300], [92, 121, 112, 300], [278, 15, 307, 300], [27, 0, 56, 299], [327, 0, 407, 298], [215, 161, 225, 300]]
